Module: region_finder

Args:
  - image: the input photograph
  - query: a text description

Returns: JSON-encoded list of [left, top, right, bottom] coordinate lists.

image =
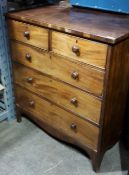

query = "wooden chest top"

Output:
[[6, 5, 129, 44]]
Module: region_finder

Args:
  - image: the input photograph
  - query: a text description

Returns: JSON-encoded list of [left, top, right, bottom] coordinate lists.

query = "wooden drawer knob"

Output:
[[71, 71, 79, 80], [71, 97, 78, 107], [70, 123, 77, 130], [26, 77, 33, 83], [29, 101, 35, 107], [25, 53, 32, 62], [72, 45, 80, 55], [24, 31, 30, 38]]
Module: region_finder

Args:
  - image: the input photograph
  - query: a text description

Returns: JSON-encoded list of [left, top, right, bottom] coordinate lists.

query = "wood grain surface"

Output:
[[52, 31, 107, 69], [6, 5, 129, 44], [15, 85, 99, 151], [101, 38, 129, 152], [13, 63, 102, 124], [7, 7, 129, 171], [11, 41, 104, 97], [122, 92, 129, 149], [8, 20, 48, 49]]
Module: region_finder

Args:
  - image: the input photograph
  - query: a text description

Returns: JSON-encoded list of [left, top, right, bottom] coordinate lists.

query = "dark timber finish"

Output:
[[123, 93, 129, 149], [6, 5, 129, 44], [7, 5, 129, 172], [101, 39, 129, 150]]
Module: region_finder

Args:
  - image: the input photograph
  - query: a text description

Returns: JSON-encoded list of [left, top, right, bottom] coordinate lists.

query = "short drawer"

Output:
[[52, 31, 108, 69], [11, 41, 104, 97], [15, 85, 99, 150], [13, 63, 102, 124], [8, 20, 48, 49]]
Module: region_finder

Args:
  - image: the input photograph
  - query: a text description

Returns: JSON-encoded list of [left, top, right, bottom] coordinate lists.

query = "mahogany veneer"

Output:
[[123, 93, 129, 149], [7, 5, 129, 172]]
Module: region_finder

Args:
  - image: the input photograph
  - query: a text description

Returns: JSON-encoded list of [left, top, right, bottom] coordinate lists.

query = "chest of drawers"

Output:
[[7, 6, 129, 172]]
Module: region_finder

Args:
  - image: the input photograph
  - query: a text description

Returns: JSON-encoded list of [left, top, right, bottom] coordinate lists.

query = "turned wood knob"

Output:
[[24, 31, 30, 38], [25, 53, 31, 62], [26, 77, 33, 83], [70, 123, 77, 130], [72, 45, 80, 55], [71, 71, 79, 80], [71, 97, 78, 106], [29, 101, 35, 107]]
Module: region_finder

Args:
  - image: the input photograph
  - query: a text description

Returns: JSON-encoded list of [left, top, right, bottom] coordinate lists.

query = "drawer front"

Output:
[[52, 31, 108, 69], [11, 41, 104, 96], [8, 20, 48, 49], [15, 85, 99, 150], [13, 63, 102, 124]]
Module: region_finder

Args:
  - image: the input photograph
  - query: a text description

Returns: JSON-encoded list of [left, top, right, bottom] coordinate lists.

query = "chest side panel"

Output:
[[101, 38, 129, 152]]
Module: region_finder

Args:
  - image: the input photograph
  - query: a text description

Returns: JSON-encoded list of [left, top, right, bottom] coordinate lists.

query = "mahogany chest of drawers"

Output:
[[7, 6, 129, 172]]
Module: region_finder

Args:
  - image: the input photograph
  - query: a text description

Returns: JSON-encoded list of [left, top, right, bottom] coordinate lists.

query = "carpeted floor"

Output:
[[0, 118, 129, 175]]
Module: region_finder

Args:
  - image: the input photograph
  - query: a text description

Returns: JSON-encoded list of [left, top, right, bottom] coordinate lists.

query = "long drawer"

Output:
[[52, 31, 108, 69], [15, 85, 99, 150], [8, 20, 48, 49], [13, 63, 102, 124], [11, 41, 104, 97]]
